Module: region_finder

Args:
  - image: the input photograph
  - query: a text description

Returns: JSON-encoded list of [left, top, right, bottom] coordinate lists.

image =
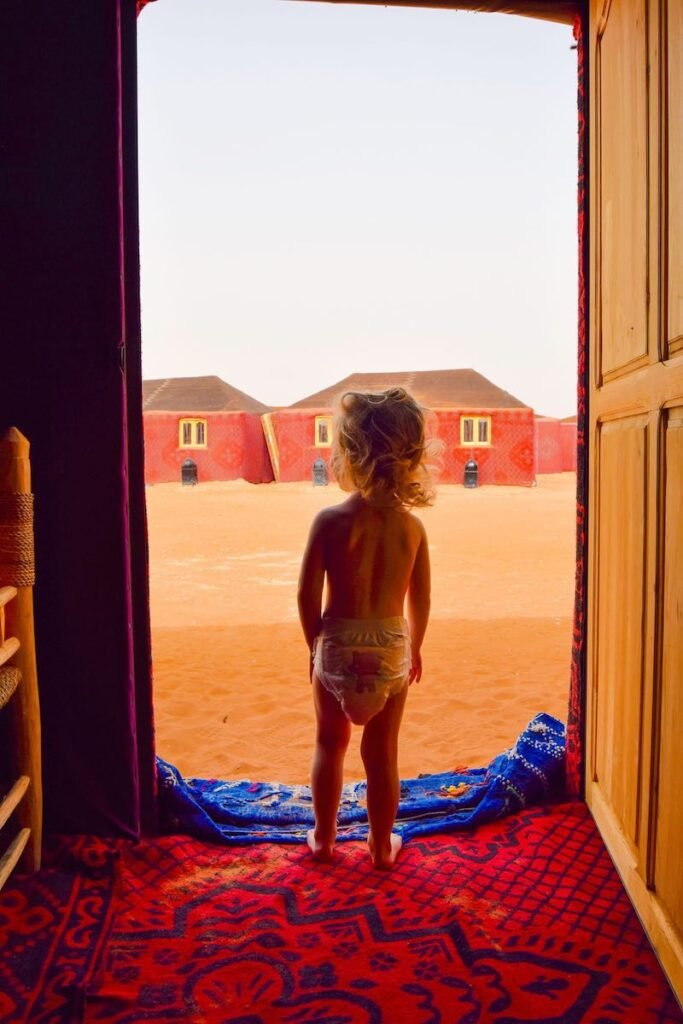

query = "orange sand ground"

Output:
[[147, 475, 576, 784]]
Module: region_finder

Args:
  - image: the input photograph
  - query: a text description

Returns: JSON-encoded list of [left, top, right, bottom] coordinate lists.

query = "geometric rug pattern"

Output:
[[83, 803, 681, 1023], [1, 805, 681, 1022]]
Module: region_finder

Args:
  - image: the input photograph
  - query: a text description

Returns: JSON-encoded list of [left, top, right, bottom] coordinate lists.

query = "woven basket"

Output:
[[0, 666, 21, 709]]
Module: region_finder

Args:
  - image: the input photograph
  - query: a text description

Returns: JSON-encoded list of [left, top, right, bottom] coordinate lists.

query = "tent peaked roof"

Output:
[[142, 375, 270, 414], [290, 369, 529, 411]]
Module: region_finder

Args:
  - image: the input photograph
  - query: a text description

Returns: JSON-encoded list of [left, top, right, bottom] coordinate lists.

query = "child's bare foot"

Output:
[[368, 832, 402, 870], [307, 829, 335, 863]]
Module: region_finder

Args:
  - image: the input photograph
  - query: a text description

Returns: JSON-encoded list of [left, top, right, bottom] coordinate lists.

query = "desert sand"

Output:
[[147, 474, 576, 784]]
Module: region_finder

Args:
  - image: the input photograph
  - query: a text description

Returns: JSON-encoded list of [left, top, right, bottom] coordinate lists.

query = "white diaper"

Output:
[[313, 616, 411, 725]]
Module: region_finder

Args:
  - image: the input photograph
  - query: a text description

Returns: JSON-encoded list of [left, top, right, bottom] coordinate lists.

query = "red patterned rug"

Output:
[[1, 805, 681, 1023], [82, 803, 680, 1023]]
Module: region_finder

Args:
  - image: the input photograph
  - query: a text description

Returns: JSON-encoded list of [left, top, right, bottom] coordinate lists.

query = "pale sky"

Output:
[[138, 0, 578, 417]]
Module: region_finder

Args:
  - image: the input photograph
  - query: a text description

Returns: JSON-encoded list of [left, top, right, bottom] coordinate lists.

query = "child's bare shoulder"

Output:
[[405, 509, 428, 542], [309, 498, 352, 532]]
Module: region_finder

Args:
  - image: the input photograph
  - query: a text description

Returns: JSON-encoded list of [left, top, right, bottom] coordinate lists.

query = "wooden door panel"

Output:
[[589, 0, 683, 1002], [666, 1, 683, 355], [593, 417, 647, 846], [653, 408, 683, 940], [597, 0, 648, 379]]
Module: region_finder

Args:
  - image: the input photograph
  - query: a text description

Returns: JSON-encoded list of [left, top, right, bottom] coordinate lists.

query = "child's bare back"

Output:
[[321, 493, 426, 620]]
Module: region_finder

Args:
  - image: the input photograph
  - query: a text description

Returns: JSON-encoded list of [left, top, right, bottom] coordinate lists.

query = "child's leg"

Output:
[[360, 683, 408, 870], [309, 673, 352, 862]]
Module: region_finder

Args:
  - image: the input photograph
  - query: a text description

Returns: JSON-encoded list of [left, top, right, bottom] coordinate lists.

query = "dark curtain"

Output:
[[0, 0, 155, 836]]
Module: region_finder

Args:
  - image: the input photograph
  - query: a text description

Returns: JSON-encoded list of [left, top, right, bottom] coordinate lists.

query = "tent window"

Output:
[[460, 416, 491, 446], [179, 418, 208, 449], [315, 416, 332, 447]]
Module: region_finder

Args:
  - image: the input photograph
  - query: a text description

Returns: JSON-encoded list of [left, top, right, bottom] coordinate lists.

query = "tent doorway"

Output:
[[138, 1, 581, 788]]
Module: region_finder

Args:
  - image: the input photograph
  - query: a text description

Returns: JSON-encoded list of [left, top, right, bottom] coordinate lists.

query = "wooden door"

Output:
[[587, 0, 683, 1002]]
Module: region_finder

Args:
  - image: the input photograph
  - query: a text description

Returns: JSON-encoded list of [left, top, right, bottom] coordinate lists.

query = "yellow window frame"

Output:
[[314, 415, 333, 448], [178, 418, 208, 449], [460, 415, 492, 446]]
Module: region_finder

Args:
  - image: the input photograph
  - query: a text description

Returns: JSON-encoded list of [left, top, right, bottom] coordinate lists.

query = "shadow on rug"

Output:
[[82, 803, 682, 1023], [0, 836, 119, 1024]]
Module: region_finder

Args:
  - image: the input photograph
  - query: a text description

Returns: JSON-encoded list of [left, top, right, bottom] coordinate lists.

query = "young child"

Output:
[[298, 387, 434, 870]]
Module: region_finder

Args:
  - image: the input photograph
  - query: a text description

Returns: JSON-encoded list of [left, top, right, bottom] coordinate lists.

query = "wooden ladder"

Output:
[[0, 428, 42, 889]]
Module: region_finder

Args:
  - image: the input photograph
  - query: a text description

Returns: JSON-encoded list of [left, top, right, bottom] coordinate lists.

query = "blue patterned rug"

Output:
[[157, 712, 566, 843]]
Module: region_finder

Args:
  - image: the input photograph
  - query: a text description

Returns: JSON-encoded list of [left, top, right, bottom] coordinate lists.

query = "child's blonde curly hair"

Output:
[[330, 387, 438, 508]]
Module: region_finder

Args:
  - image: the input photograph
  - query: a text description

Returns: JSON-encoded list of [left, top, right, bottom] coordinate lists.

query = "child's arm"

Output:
[[406, 522, 431, 684], [297, 511, 327, 668]]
